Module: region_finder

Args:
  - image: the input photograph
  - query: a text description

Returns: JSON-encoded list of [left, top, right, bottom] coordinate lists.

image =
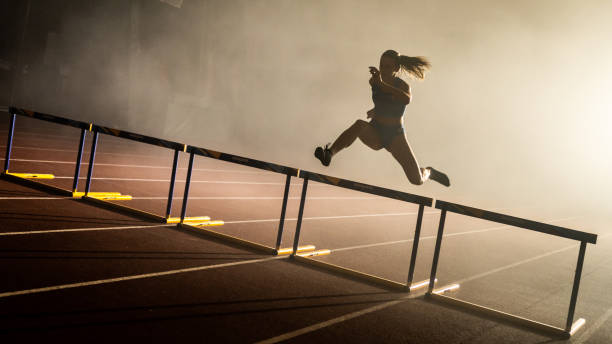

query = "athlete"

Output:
[[314, 49, 450, 187]]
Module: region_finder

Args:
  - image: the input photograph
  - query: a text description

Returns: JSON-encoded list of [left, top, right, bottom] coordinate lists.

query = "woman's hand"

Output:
[[369, 66, 382, 87], [366, 108, 377, 119]]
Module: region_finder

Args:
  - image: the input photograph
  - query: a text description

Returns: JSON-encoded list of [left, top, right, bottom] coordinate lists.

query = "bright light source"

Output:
[[433, 284, 460, 294], [570, 318, 586, 336]]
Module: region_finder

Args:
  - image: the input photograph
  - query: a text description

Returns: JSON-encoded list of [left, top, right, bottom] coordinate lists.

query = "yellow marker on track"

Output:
[[167, 216, 211, 224], [193, 220, 224, 227], [72, 191, 122, 197], [8, 173, 54, 179], [277, 245, 316, 255], [91, 195, 132, 201], [297, 249, 331, 257]]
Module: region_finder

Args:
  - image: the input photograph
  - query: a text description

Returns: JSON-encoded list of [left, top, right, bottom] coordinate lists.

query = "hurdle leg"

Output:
[[72, 128, 87, 192], [165, 148, 180, 219], [275, 172, 292, 251], [291, 176, 309, 256], [565, 240, 587, 333], [84, 130, 99, 195], [407, 204, 425, 289], [3, 112, 16, 173], [179, 152, 195, 224], [428, 209, 447, 294]]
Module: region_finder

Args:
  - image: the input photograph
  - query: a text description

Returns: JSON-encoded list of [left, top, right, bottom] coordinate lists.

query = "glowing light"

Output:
[[277, 245, 316, 255], [297, 249, 331, 257], [409, 278, 437, 291], [569, 318, 586, 336], [433, 284, 460, 294], [167, 216, 211, 224]]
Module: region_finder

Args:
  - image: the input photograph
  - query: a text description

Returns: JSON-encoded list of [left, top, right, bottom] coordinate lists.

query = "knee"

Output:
[[353, 119, 368, 130], [408, 177, 424, 186]]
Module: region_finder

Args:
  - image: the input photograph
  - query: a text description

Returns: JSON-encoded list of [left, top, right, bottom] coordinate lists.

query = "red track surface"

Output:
[[1, 112, 611, 343]]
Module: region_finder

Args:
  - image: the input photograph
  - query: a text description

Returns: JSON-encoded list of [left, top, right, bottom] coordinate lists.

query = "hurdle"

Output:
[[179, 145, 305, 255], [427, 200, 598, 338], [2, 107, 91, 197], [291, 170, 435, 291], [83, 124, 190, 222]]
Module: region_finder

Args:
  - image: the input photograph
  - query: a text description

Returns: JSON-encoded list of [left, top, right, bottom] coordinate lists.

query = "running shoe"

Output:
[[427, 166, 450, 187], [314, 144, 332, 166]]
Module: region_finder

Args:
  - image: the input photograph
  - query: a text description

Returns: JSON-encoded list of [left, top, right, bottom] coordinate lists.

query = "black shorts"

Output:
[[370, 120, 404, 148]]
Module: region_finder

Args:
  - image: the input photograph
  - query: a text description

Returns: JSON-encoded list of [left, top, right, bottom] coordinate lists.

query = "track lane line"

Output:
[[0, 196, 380, 201], [0, 158, 268, 174], [574, 307, 612, 343], [256, 228, 602, 344], [53, 176, 299, 185], [331, 217, 580, 253], [0, 197, 73, 200], [223, 212, 438, 224], [0, 256, 286, 298], [254, 291, 426, 344], [0, 224, 171, 236]]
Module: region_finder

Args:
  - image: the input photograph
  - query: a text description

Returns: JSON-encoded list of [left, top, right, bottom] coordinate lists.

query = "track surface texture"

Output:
[[1, 111, 611, 343]]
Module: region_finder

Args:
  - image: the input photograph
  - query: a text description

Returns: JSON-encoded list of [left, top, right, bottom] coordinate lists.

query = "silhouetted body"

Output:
[[314, 50, 450, 187]]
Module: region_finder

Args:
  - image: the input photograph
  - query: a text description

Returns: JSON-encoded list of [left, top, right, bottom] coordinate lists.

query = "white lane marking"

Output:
[[454, 244, 579, 285], [0, 256, 285, 298], [451, 224, 604, 286], [0, 196, 377, 201], [255, 292, 424, 344], [1, 158, 267, 174], [223, 212, 438, 225], [133, 196, 379, 200], [53, 176, 295, 185], [0, 224, 170, 236], [0, 145, 150, 157], [331, 217, 579, 253], [0, 130, 77, 141], [330, 227, 503, 253], [256, 221, 596, 344], [574, 307, 612, 343], [0, 197, 72, 200]]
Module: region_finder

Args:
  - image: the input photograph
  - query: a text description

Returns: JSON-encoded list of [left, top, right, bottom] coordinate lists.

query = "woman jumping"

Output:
[[314, 49, 450, 187]]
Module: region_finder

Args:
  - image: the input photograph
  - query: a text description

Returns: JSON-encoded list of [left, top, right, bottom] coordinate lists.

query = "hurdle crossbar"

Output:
[[291, 170, 434, 291], [4, 107, 185, 223], [427, 200, 597, 338], [10, 106, 91, 130], [186, 145, 298, 176], [4, 107, 91, 195], [92, 124, 185, 152], [81, 124, 187, 222], [179, 145, 299, 253]]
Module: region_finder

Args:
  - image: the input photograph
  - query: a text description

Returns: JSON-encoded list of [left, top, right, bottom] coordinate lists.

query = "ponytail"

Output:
[[382, 50, 431, 80]]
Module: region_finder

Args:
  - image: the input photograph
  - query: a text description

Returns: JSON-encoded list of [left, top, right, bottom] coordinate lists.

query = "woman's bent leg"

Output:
[[385, 133, 428, 185], [330, 119, 383, 156]]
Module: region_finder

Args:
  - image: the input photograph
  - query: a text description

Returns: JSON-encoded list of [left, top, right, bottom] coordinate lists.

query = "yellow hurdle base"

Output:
[[192, 220, 224, 227], [74, 191, 132, 201], [166, 216, 212, 224], [91, 195, 132, 201], [73, 191, 121, 197], [277, 245, 316, 255], [297, 249, 331, 257], [8, 172, 55, 179]]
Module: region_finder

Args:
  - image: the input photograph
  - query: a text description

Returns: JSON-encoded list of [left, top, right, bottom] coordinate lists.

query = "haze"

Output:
[[2, 0, 610, 231]]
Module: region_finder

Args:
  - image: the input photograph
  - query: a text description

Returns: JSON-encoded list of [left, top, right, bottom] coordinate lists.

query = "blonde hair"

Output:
[[382, 50, 431, 80]]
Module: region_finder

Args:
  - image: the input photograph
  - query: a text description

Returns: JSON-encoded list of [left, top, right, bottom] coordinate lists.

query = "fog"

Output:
[[3, 0, 611, 230]]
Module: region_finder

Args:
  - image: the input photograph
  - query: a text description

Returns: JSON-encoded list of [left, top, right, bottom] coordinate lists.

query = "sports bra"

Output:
[[371, 77, 407, 118]]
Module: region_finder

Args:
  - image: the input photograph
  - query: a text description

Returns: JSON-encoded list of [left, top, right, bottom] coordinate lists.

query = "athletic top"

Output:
[[371, 77, 408, 118]]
